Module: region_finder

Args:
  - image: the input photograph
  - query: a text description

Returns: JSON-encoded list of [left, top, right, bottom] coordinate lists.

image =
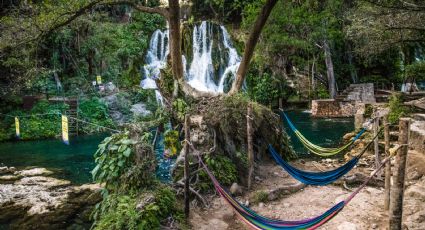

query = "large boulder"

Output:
[[0, 167, 102, 229]]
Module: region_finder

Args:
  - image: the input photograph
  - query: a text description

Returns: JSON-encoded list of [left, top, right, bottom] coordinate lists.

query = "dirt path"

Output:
[[190, 151, 425, 230]]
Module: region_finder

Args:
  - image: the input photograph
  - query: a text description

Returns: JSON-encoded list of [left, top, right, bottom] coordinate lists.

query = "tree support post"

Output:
[[389, 118, 410, 230], [384, 115, 391, 210], [374, 116, 381, 178], [184, 114, 190, 218], [247, 103, 254, 190]]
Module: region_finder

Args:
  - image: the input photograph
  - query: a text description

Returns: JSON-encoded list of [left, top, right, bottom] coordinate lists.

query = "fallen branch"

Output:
[[176, 181, 209, 207]]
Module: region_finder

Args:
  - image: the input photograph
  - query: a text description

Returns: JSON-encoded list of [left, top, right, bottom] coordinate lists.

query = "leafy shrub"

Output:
[[246, 67, 295, 106], [388, 93, 409, 123], [172, 99, 189, 121], [405, 61, 425, 81], [164, 130, 180, 157], [78, 97, 115, 134], [198, 154, 237, 192], [92, 132, 155, 191], [2, 100, 67, 140], [93, 187, 181, 230]]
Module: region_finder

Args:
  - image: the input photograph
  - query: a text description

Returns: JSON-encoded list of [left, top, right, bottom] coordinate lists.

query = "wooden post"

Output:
[[184, 114, 190, 218], [389, 118, 410, 230], [384, 115, 391, 210], [279, 98, 283, 110], [374, 116, 381, 178], [247, 103, 254, 190]]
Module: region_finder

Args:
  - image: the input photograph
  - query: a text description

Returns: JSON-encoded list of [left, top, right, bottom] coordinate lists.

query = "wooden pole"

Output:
[[247, 103, 254, 190], [389, 118, 410, 230], [374, 116, 382, 178], [184, 114, 190, 218], [384, 115, 391, 210]]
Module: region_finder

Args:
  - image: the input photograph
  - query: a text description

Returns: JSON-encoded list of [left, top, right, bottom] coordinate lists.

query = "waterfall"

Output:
[[186, 21, 241, 93], [141, 21, 241, 95], [141, 29, 169, 104]]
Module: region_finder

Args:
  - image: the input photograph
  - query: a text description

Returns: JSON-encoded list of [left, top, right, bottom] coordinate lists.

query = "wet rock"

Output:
[[0, 167, 102, 229], [0, 166, 9, 175], [343, 132, 356, 140], [0, 174, 20, 183], [104, 82, 118, 94], [230, 183, 243, 196], [131, 103, 152, 118], [16, 176, 71, 188], [15, 168, 54, 177]]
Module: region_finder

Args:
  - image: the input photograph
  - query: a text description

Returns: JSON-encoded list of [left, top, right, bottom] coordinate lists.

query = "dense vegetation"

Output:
[[0, 0, 424, 228]]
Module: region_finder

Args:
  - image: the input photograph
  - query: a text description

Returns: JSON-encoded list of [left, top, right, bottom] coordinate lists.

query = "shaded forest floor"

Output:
[[190, 150, 425, 230]]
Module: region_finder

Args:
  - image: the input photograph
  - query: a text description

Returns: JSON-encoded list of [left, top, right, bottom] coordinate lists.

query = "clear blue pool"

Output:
[[283, 110, 354, 156], [0, 134, 107, 184]]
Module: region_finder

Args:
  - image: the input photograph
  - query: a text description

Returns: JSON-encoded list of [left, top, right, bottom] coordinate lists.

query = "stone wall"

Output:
[[345, 83, 376, 103], [311, 99, 362, 117]]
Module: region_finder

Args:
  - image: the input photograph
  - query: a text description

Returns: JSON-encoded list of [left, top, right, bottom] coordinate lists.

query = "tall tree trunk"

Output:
[[228, 0, 278, 95], [323, 40, 336, 99], [346, 44, 358, 83], [168, 0, 184, 81]]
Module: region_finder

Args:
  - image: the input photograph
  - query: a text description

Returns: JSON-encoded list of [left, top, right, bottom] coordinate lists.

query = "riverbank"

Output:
[[0, 166, 101, 229]]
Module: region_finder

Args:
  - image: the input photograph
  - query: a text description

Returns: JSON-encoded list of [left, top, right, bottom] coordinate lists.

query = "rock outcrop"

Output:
[[0, 166, 102, 230]]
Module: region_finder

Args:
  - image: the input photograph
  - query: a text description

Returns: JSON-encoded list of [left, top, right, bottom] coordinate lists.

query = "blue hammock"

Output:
[[268, 145, 359, 186]]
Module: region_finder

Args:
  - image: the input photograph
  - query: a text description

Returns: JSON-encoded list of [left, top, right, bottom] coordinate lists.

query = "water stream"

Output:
[[140, 21, 241, 94]]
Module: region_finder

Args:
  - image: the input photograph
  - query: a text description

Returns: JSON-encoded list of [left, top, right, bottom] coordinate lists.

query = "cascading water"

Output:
[[186, 21, 241, 92], [140, 29, 169, 104], [141, 21, 241, 94]]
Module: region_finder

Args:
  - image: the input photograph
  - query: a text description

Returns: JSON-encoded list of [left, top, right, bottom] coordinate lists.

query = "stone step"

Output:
[[413, 113, 425, 121]]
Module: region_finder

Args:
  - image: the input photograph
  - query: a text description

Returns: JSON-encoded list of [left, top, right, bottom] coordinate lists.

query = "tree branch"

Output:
[[106, 0, 169, 18]]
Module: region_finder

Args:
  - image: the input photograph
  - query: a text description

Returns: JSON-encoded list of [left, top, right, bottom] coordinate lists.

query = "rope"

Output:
[[67, 116, 121, 133]]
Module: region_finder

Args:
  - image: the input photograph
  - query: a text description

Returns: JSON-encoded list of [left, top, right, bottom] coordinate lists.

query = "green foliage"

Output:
[[1, 100, 67, 140], [78, 97, 115, 134], [406, 61, 425, 81], [172, 99, 190, 121], [253, 190, 269, 204], [92, 132, 155, 191], [314, 84, 330, 99], [388, 93, 408, 123], [93, 194, 141, 230], [164, 130, 180, 157], [246, 67, 295, 105], [93, 187, 181, 230], [131, 89, 159, 112], [198, 154, 237, 192]]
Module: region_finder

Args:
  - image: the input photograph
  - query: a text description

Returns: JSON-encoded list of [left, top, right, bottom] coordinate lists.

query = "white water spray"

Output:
[[141, 21, 241, 96]]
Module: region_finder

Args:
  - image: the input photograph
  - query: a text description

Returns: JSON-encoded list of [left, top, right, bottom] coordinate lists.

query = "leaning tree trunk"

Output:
[[228, 0, 278, 95], [323, 40, 336, 99], [168, 0, 184, 81]]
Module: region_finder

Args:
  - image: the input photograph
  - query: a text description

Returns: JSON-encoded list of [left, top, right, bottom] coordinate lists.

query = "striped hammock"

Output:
[[281, 112, 366, 157], [268, 127, 382, 185], [198, 154, 390, 230]]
